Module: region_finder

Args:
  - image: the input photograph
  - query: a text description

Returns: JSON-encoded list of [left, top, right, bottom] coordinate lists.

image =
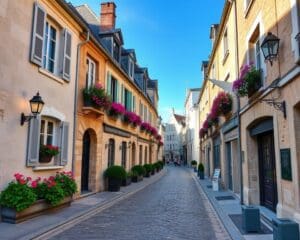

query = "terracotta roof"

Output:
[[174, 114, 185, 125]]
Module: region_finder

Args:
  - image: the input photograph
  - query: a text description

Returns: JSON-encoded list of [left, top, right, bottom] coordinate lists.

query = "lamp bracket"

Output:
[[20, 113, 35, 126], [260, 99, 286, 118]]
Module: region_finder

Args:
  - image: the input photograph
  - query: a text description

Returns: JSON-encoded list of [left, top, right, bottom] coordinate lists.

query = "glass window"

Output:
[[40, 118, 55, 145], [108, 139, 115, 167], [43, 22, 57, 73], [110, 76, 118, 102], [86, 58, 96, 88], [113, 40, 120, 62]]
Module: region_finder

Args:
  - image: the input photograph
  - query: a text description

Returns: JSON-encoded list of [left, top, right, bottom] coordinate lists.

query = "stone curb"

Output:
[[24, 169, 167, 240]]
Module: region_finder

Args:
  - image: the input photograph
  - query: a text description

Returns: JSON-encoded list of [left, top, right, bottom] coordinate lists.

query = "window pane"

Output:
[[40, 134, 44, 145], [41, 120, 45, 134], [47, 122, 54, 134], [46, 135, 53, 145]]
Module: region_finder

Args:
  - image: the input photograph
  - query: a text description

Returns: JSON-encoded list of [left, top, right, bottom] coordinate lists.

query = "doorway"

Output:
[[81, 131, 90, 192], [226, 142, 233, 191]]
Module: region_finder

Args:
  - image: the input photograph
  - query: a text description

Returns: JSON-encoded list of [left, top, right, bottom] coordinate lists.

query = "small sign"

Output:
[[280, 149, 292, 181], [213, 168, 220, 180]]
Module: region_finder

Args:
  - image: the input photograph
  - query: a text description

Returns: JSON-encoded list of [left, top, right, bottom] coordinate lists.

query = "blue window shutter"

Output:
[[60, 122, 69, 166], [62, 29, 72, 81], [26, 116, 41, 166], [30, 3, 46, 67]]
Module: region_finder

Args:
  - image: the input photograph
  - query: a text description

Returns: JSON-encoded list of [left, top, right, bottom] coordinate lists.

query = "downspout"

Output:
[[72, 30, 90, 174], [231, 0, 243, 204]]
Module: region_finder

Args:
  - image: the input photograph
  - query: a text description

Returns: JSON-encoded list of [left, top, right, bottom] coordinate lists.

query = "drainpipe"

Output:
[[72, 31, 90, 174], [230, 0, 243, 204]]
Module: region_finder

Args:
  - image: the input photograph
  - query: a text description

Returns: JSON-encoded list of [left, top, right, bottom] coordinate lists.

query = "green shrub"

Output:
[[198, 163, 204, 172], [191, 160, 197, 166], [131, 165, 146, 176], [153, 162, 160, 171], [104, 166, 126, 180], [131, 170, 139, 177], [44, 183, 65, 206], [0, 181, 37, 212], [143, 164, 152, 174]]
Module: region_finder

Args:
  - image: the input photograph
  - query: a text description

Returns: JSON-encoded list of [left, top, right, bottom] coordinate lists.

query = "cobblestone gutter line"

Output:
[[30, 170, 167, 240], [190, 172, 233, 240]]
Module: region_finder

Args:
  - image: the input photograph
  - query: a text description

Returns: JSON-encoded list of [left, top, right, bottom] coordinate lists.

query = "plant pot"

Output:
[[247, 80, 262, 98], [151, 170, 155, 175], [39, 155, 53, 163], [107, 178, 122, 191], [144, 172, 150, 178], [199, 171, 204, 180], [131, 175, 143, 182], [122, 177, 132, 186], [1, 196, 72, 224]]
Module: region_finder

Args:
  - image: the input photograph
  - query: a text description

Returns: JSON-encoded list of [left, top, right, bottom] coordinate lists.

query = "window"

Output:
[[30, 3, 72, 81], [139, 102, 143, 118], [223, 29, 229, 57], [26, 115, 69, 166], [121, 142, 127, 168], [43, 22, 57, 73], [144, 106, 148, 122], [106, 73, 119, 102], [139, 145, 143, 165], [86, 57, 96, 88], [108, 139, 115, 167], [113, 40, 120, 62], [40, 118, 56, 146], [129, 60, 134, 79]]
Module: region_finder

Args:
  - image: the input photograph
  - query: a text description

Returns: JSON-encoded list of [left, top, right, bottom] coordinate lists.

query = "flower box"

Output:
[[1, 196, 72, 224]]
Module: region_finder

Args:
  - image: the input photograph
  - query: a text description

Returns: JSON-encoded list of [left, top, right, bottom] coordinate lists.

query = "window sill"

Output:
[[222, 51, 230, 65], [244, 0, 255, 18], [33, 166, 64, 171], [38, 68, 64, 85]]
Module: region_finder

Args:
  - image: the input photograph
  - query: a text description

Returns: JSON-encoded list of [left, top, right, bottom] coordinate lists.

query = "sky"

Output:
[[70, 0, 224, 122]]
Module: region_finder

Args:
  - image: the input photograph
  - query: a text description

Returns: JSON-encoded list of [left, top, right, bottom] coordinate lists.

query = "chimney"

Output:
[[100, 2, 116, 32]]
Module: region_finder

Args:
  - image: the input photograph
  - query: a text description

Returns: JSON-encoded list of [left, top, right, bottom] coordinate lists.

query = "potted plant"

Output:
[[143, 164, 152, 177], [191, 160, 197, 172], [107, 102, 126, 119], [0, 172, 76, 223], [150, 164, 156, 175], [83, 83, 111, 110], [214, 91, 232, 115], [232, 64, 262, 97], [39, 144, 59, 163], [198, 163, 205, 180], [131, 165, 146, 181], [130, 170, 140, 183], [123, 111, 142, 127], [122, 171, 132, 186], [104, 166, 126, 191]]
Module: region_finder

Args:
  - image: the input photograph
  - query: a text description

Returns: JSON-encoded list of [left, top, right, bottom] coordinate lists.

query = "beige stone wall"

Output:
[[0, 0, 82, 189]]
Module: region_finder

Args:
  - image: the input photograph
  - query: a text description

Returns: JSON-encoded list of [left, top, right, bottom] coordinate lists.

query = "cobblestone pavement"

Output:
[[49, 166, 231, 240]]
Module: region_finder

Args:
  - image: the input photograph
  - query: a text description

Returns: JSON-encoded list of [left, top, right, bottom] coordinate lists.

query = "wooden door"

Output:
[[81, 131, 90, 192]]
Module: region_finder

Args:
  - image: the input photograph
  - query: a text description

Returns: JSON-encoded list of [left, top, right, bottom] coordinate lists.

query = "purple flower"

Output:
[[110, 102, 126, 115]]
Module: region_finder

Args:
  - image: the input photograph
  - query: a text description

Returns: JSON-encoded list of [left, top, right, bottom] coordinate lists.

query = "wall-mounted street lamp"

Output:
[[20, 92, 44, 126], [261, 32, 280, 66]]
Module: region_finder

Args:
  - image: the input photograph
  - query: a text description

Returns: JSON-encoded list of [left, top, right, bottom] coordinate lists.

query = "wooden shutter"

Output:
[[106, 72, 111, 96], [115, 80, 119, 103], [128, 92, 132, 111], [30, 3, 46, 67], [62, 29, 72, 81], [26, 116, 41, 166], [121, 85, 125, 105], [60, 122, 69, 166], [132, 95, 136, 112]]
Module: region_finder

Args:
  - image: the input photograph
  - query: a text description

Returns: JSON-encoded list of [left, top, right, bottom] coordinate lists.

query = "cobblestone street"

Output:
[[49, 167, 230, 240]]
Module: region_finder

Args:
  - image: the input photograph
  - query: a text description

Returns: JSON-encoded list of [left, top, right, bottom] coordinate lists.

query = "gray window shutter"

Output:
[[106, 72, 111, 95], [60, 122, 69, 166], [26, 116, 41, 166], [62, 29, 72, 81], [30, 3, 46, 67]]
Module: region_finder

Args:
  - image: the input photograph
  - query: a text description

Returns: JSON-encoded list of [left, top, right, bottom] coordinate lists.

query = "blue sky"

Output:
[[70, 0, 224, 122]]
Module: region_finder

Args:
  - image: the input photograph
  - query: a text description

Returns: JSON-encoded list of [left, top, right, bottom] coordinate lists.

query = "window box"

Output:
[[1, 196, 72, 224]]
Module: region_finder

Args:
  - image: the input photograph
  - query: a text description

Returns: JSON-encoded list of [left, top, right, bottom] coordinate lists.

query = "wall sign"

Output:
[[280, 148, 292, 181]]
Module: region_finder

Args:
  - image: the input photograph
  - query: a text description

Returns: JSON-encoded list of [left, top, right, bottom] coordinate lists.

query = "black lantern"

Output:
[[21, 92, 44, 125], [261, 32, 280, 66]]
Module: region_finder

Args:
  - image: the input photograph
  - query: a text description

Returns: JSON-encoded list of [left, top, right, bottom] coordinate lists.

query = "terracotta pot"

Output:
[[1, 196, 72, 224], [39, 155, 53, 163]]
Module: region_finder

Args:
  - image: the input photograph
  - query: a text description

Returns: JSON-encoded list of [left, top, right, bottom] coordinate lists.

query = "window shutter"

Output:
[[106, 72, 111, 96], [60, 122, 69, 166], [129, 92, 132, 111], [121, 85, 125, 105], [26, 116, 41, 166], [132, 95, 136, 112], [30, 3, 46, 67], [115, 80, 119, 103], [62, 29, 72, 81]]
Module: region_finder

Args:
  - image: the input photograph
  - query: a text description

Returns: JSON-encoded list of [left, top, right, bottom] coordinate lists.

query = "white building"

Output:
[[163, 110, 185, 163], [184, 88, 201, 166]]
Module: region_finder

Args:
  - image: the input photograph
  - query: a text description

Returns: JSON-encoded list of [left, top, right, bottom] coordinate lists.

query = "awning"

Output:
[[208, 78, 233, 93]]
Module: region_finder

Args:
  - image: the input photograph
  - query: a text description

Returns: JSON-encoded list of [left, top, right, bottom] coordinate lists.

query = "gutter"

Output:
[[72, 31, 90, 174]]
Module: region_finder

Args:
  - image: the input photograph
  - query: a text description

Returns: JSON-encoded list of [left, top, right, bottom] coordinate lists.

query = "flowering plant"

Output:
[[158, 141, 164, 146], [39, 144, 59, 158], [123, 111, 142, 126], [213, 91, 232, 115], [108, 102, 126, 117], [150, 127, 158, 136], [232, 64, 261, 97], [156, 134, 162, 141], [140, 122, 152, 132], [0, 172, 77, 211], [83, 83, 111, 110]]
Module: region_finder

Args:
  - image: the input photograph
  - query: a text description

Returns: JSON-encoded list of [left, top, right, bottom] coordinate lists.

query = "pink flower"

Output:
[[109, 102, 126, 115], [31, 181, 38, 188]]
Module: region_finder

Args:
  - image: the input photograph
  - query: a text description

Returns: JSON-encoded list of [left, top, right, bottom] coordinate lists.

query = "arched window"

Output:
[[108, 138, 115, 167]]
